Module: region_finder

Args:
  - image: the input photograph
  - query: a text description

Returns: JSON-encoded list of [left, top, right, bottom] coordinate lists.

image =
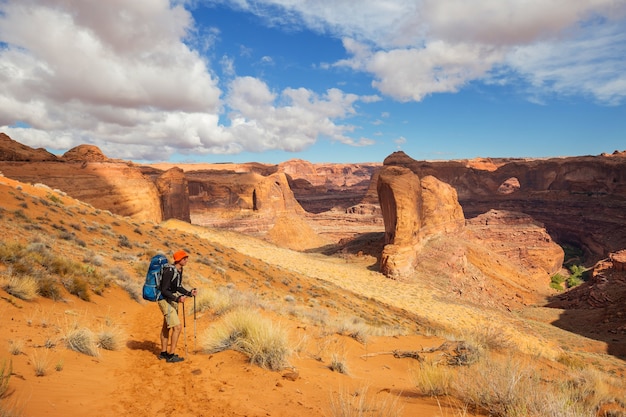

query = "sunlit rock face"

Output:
[[0, 135, 163, 222], [377, 165, 464, 279], [380, 150, 626, 261]]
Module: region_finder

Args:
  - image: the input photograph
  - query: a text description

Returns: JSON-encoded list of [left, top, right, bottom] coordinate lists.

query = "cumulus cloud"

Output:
[[1, 0, 625, 162], [228, 0, 626, 104], [0, 0, 372, 160], [227, 76, 369, 151]]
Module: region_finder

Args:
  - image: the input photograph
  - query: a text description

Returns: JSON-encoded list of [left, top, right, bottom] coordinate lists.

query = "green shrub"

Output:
[[550, 274, 565, 291]]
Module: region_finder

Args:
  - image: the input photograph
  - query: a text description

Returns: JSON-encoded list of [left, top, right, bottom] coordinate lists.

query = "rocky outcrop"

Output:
[[0, 135, 163, 222], [63, 145, 110, 162], [181, 167, 329, 250], [0, 133, 58, 161], [381, 151, 626, 262], [155, 167, 190, 222], [281, 159, 380, 213], [377, 165, 465, 278]]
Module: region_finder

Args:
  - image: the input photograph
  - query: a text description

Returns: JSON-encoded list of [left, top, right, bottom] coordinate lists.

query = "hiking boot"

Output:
[[158, 352, 170, 360], [166, 354, 184, 363]]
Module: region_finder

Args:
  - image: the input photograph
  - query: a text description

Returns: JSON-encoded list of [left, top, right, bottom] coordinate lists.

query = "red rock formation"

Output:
[[178, 166, 328, 250], [63, 144, 110, 162], [155, 167, 190, 223], [281, 159, 380, 213], [377, 165, 465, 279], [0, 135, 162, 222], [381, 151, 626, 261], [0, 132, 58, 161]]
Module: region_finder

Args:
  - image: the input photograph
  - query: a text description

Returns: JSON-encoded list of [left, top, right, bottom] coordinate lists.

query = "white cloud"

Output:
[[229, 0, 626, 104], [508, 21, 626, 105], [0, 0, 374, 160], [227, 76, 365, 151]]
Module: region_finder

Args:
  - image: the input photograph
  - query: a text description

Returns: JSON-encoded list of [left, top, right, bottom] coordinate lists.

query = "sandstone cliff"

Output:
[[0, 132, 58, 161], [0, 135, 163, 222], [176, 166, 329, 250], [375, 162, 563, 307], [380, 151, 626, 262], [280, 158, 380, 213]]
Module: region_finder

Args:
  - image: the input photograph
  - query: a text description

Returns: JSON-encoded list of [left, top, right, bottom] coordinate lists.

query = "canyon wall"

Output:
[[0, 134, 163, 222], [377, 151, 626, 261]]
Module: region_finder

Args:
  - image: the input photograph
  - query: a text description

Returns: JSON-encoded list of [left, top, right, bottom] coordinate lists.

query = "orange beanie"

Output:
[[173, 250, 189, 263]]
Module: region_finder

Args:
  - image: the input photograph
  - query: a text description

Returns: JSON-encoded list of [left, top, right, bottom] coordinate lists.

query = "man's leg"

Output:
[[160, 318, 169, 353], [168, 324, 182, 355]]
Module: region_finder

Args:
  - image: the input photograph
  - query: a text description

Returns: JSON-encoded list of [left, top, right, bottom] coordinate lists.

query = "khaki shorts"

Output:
[[158, 299, 180, 328]]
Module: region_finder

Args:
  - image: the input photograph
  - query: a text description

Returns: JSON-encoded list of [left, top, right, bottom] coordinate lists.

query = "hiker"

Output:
[[158, 250, 197, 363]]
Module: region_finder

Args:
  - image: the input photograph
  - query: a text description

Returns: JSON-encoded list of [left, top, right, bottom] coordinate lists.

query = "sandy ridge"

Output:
[[162, 220, 560, 359]]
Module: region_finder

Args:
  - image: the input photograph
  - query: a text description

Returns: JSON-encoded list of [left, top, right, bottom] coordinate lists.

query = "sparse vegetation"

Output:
[[1, 275, 38, 301], [63, 324, 99, 357], [328, 353, 349, 374], [328, 386, 402, 417], [8, 340, 23, 356], [550, 273, 566, 291], [30, 350, 49, 377], [97, 328, 122, 351], [412, 360, 452, 397], [202, 308, 290, 370]]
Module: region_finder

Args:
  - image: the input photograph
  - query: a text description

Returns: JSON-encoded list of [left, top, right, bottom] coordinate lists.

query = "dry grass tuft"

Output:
[[411, 360, 452, 397], [1, 274, 39, 301], [29, 350, 50, 377], [328, 386, 403, 417], [202, 308, 290, 370], [0, 359, 11, 398], [63, 325, 99, 357], [447, 355, 623, 417], [8, 340, 23, 356], [97, 328, 123, 351], [329, 353, 349, 375]]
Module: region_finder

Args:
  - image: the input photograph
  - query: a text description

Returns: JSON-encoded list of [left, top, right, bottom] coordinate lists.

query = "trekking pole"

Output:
[[193, 295, 197, 354], [182, 300, 188, 357]]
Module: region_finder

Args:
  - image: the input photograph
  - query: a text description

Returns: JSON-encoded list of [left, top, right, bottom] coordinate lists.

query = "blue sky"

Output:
[[0, 1, 625, 164]]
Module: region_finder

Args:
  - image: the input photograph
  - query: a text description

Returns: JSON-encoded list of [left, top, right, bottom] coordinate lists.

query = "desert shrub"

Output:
[[550, 273, 565, 291], [63, 325, 99, 357], [335, 317, 371, 343], [328, 386, 402, 417], [8, 340, 23, 356], [62, 276, 90, 301], [83, 252, 104, 267], [117, 235, 132, 249], [118, 279, 142, 302], [36, 276, 62, 300], [452, 356, 538, 416], [97, 329, 122, 351], [30, 350, 49, 377], [47, 193, 63, 205], [1, 275, 39, 300], [329, 353, 349, 375], [202, 308, 290, 370], [567, 265, 587, 288], [193, 287, 238, 315], [449, 356, 621, 417]]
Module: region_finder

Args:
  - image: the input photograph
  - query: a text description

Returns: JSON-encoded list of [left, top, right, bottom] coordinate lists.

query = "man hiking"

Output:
[[158, 250, 197, 363]]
